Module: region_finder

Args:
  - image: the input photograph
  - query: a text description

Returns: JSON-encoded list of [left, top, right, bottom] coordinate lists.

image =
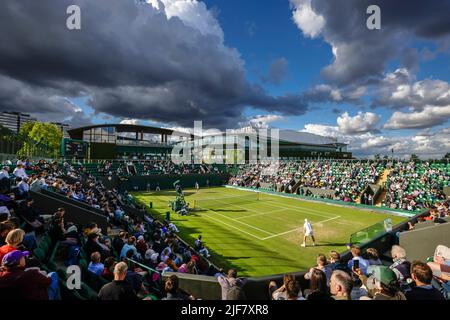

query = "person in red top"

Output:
[[0, 250, 52, 299], [101, 256, 116, 281], [135, 236, 148, 257], [0, 228, 25, 262]]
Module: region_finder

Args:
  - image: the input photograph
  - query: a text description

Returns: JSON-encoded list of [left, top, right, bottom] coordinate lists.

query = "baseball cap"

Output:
[[367, 265, 397, 286], [2, 250, 29, 267], [144, 249, 155, 260], [150, 253, 159, 263], [67, 225, 78, 234]]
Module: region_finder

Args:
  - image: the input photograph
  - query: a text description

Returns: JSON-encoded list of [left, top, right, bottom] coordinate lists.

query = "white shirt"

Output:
[[13, 167, 27, 178], [0, 169, 9, 180], [0, 206, 10, 217], [304, 221, 313, 235], [18, 181, 30, 193]]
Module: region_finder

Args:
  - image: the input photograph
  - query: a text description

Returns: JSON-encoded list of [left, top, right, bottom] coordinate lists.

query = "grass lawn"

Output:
[[132, 187, 406, 277]]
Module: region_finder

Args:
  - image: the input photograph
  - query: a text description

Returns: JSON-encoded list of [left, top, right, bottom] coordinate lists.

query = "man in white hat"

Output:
[[301, 218, 316, 247]]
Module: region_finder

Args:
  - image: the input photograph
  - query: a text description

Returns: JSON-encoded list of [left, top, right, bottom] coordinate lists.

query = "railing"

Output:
[[116, 139, 174, 147]]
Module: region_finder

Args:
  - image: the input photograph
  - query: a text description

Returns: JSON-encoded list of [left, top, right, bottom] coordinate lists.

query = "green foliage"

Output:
[[410, 153, 419, 162], [17, 122, 63, 158], [18, 121, 35, 137], [0, 124, 13, 135]]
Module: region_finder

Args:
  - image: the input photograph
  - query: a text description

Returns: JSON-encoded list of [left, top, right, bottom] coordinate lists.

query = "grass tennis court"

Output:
[[133, 187, 406, 277]]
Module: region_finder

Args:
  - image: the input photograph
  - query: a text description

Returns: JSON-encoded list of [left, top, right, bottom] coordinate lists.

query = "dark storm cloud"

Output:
[[263, 58, 289, 86], [297, 0, 450, 86], [0, 0, 310, 129]]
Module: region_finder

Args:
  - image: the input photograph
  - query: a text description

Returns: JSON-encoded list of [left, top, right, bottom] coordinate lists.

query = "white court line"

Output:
[[209, 193, 341, 225], [259, 193, 362, 220], [158, 195, 265, 240], [260, 215, 341, 241], [197, 207, 265, 240], [208, 197, 288, 218], [234, 207, 288, 220], [200, 206, 275, 236], [256, 193, 351, 220], [156, 193, 342, 242], [261, 200, 334, 219], [207, 197, 272, 216]]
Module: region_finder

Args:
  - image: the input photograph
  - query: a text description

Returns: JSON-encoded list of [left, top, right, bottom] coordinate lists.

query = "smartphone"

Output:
[[353, 259, 360, 269]]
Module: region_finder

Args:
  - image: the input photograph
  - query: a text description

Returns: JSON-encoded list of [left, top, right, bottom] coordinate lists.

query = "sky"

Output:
[[0, 0, 449, 158]]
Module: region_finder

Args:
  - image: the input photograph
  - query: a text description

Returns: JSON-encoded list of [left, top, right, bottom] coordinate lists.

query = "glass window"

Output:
[[83, 130, 91, 142]]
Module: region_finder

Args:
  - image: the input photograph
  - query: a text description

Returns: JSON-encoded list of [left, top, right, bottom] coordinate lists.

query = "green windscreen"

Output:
[[350, 218, 393, 245]]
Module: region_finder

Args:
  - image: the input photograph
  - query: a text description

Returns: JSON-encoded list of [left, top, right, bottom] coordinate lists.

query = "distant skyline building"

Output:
[[0, 111, 70, 137], [0, 111, 37, 133], [52, 122, 71, 138]]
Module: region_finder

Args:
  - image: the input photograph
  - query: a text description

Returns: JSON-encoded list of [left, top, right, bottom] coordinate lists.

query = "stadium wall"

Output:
[[160, 211, 424, 299], [30, 190, 108, 231], [400, 219, 450, 262], [116, 173, 230, 192], [149, 182, 427, 300]]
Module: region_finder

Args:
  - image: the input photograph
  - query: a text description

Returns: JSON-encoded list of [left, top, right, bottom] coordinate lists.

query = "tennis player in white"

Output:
[[301, 218, 316, 247]]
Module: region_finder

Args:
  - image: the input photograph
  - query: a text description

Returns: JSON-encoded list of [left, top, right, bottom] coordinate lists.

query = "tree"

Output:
[[18, 121, 35, 137], [444, 153, 450, 160], [18, 122, 63, 159], [410, 153, 419, 162]]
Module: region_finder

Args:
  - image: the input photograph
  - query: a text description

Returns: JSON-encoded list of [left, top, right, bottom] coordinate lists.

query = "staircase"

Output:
[[291, 179, 303, 194], [355, 188, 366, 204], [292, 165, 314, 194], [374, 168, 391, 207]]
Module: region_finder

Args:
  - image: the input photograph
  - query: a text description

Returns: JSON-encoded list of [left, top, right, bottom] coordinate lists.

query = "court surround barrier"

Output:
[[400, 218, 450, 262], [157, 209, 427, 299], [350, 218, 393, 246], [129, 183, 428, 299]]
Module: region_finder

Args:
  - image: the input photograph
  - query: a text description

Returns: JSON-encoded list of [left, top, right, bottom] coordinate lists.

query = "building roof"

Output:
[[68, 123, 193, 139]]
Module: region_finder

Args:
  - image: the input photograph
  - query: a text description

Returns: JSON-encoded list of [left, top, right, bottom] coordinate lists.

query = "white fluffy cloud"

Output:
[[247, 114, 285, 128], [301, 123, 340, 138], [377, 68, 450, 110], [119, 119, 141, 125], [384, 105, 450, 129], [301, 118, 449, 159], [337, 112, 380, 134], [290, 0, 325, 39], [147, 0, 223, 39]]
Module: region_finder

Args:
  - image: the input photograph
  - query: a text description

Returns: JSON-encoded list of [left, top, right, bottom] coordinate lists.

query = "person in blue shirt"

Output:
[[348, 246, 370, 275], [120, 236, 139, 260], [88, 251, 104, 276], [17, 177, 30, 197]]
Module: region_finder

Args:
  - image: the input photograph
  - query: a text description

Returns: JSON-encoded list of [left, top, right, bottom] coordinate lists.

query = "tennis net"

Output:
[[192, 192, 260, 210]]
